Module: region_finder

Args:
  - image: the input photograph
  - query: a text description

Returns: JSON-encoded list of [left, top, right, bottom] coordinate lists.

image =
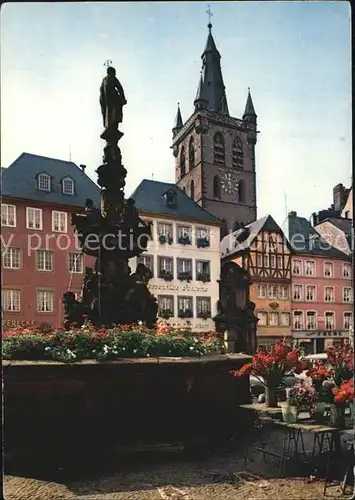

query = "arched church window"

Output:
[[180, 146, 186, 177], [232, 137, 244, 169], [238, 179, 245, 202], [213, 175, 221, 199], [190, 180, 195, 200], [233, 221, 241, 232], [220, 218, 228, 239], [182, 186, 187, 194], [214, 132, 225, 165], [188, 137, 195, 170]]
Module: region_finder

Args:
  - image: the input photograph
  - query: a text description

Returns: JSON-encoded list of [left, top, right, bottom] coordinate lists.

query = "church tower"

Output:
[[172, 21, 258, 237]]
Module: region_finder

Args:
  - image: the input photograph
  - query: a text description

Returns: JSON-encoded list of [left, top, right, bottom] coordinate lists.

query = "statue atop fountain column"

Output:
[[100, 66, 127, 141]]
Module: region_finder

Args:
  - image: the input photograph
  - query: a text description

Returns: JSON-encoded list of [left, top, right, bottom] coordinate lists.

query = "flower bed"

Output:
[[3, 323, 225, 363]]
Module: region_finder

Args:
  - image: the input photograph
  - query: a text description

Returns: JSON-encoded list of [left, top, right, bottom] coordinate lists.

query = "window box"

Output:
[[159, 269, 173, 281], [197, 237, 210, 248], [178, 308, 193, 318], [197, 310, 211, 319], [178, 235, 191, 245], [269, 302, 279, 310], [178, 271, 192, 282], [160, 309, 173, 319], [197, 272, 210, 283], [159, 234, 173, 245]]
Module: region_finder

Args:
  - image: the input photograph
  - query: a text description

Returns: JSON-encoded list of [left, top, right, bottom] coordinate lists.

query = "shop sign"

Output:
[[2, 319, 37, 329], [293, 330, 348, 339], [148, 283, 209, 293]]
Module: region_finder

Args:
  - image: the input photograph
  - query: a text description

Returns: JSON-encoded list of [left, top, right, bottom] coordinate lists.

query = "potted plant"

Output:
[[196, 272, 210, 283], [230, 340, 306, 407], [330, 379, 354, 429], [159, 234, 167, 245], [159, 269, 173, 281], [178, 309, 193, 319], [196, 237, 210, 248], [178, 235, 191, 245], [160, 309, 173, 320], [178, 271, 192, 282], [287, 380, 317, 421], [197, 311, 211, 320]]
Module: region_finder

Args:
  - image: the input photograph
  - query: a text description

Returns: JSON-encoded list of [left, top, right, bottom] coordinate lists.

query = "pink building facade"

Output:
[[286, 212, 353, 354]]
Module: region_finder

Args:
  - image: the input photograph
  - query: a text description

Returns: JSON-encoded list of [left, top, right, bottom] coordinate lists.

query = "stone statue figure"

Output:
[[122, 198, 143, 229], [100, 66, 127, 137], [62, 291, 89, 330]]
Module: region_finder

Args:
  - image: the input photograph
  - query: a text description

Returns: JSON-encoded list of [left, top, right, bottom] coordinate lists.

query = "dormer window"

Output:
[[38, 173, 51, 192], [62, 177, 74, 195], [165, 189, 177, 208]]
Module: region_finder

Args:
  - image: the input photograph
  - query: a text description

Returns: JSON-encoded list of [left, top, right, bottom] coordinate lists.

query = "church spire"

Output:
[[198, 21, 229, 115], [194, 73, 208, 110], [243, 88, 257, 121], [172, 103, 183, 136]]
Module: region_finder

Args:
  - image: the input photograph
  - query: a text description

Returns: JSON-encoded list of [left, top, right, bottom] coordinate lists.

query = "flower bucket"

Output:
[[265, 386, 278, 408], [314, 402, 327, 423], [329, 404, 346, 429], [281, 403, 297, 423]]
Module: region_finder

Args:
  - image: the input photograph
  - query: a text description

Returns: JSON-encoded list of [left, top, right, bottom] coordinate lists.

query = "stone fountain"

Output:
[[62, 66, 158, 329]]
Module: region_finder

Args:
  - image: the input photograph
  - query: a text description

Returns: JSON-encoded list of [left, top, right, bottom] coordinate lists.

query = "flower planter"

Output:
[[329, 404, 346, 429], [281, 403, 297, 423], [265, 386, 278, 408], [314, 401, 327, 423]]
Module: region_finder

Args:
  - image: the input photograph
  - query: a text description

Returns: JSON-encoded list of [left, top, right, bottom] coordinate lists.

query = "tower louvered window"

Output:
[[214, 132, 225, 165], [232, 137, 244, 169]]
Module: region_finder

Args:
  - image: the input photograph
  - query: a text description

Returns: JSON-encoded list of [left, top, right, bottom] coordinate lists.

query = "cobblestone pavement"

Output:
[[4, 429, 353, 500]]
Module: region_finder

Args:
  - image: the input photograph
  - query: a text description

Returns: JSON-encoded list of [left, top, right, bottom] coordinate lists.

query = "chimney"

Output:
[[311, 212, 318, 226], [289, 211, 297, 218], [333, 183, 345, 212], [80, 164, 86, 173]]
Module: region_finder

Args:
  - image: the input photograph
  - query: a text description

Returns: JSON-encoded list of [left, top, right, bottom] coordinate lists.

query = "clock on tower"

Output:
[[221, 172, 239, 195]]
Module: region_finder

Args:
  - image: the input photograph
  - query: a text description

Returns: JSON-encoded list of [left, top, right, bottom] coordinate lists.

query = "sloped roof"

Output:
[[130, 179, 221, 224], [286, 213, 350, 259], [1, 153, 100, 208], [316, 217, 353, 250], [220, 214, 284, 258]]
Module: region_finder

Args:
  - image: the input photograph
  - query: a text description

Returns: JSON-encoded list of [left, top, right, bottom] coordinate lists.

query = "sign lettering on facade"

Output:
[[148, 283, 209, 293], [2, 320, 37, 328], [293, 330, 348, 339]]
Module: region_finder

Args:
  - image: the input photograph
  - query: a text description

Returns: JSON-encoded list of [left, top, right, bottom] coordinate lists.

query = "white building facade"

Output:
[[129, 180, 221, 332]]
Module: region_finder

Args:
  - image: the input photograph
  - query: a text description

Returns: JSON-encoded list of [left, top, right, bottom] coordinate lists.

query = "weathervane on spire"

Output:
[[206, 4, 213, 29], [104, 60, 113, 69]]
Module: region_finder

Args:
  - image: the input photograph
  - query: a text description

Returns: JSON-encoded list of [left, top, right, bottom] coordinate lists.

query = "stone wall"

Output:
[[4, 354, 252, 460]]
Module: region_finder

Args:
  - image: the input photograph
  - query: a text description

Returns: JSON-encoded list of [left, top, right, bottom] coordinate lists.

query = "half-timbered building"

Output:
[[220, 215, 292, 345]]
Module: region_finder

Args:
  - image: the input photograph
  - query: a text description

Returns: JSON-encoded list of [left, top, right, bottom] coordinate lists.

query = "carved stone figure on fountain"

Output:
[[84, 198, 101, 221], [123, 264, 157, 327], [123, 198, 142, 229], [62, 291, 89, 330], [100, 66, 127, 142]]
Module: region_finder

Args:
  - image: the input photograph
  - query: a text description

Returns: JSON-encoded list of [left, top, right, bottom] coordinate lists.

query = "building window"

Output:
[[178, 296, 193, 318], [37, 290, 54, 313], [257, 285, 267, 299], [306, 311, 316, 330], [304, 260, 315, 276], [257, 311, 268, 326], [2, 248, 21, 269], [269, 312, 279, 326], [196, 260, 210, 281], [68, 253, 83, 273], [213, 175, 221, 199], [257, 254, 263, 267], [38, 173, 51, 191], [177, 225, 192, 244], [157, 222, 173, 239], [305, 285, 316, 301], [62, 177, 75, 195], [264, 254, 269, 267], [279, 286, 289, 300], [280, 312, 290, 326], [180, 146, 186, 177], [292, 260, 302, 275], [36, 250, 53, 271], [158, 256, 173, 278], [26, 207, 42, 230], [343, 263, 351, 278], [344, 312, 353, 330], [277, 255, 283, 268], [270, 254, 276, 268], [2, 289, 21, 312], [343, 287, 353, 303], [293, 311, 303, 330], [177, 258, 192, 280], [293, 285, 303, 301], [324, 286, 334, 302], [158, 295, 174, 317], [188, 137, 195, 170], [214, 132, 225, 165], [196, 297, 211, 318], [324, 262, 333, 278], [232, 137, 243, 169], [196, 227, 210, 247], [52, 211, 67, 232], [137, 254, 154, 276], [1, 204, 16, 227], [325, 312, 335, 330], [237, 180, 245, 203], [268, 285, 278, 299]]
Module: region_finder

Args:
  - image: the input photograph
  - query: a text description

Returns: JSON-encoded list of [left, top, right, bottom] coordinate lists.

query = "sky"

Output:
[[1, 1, 352, 227]]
